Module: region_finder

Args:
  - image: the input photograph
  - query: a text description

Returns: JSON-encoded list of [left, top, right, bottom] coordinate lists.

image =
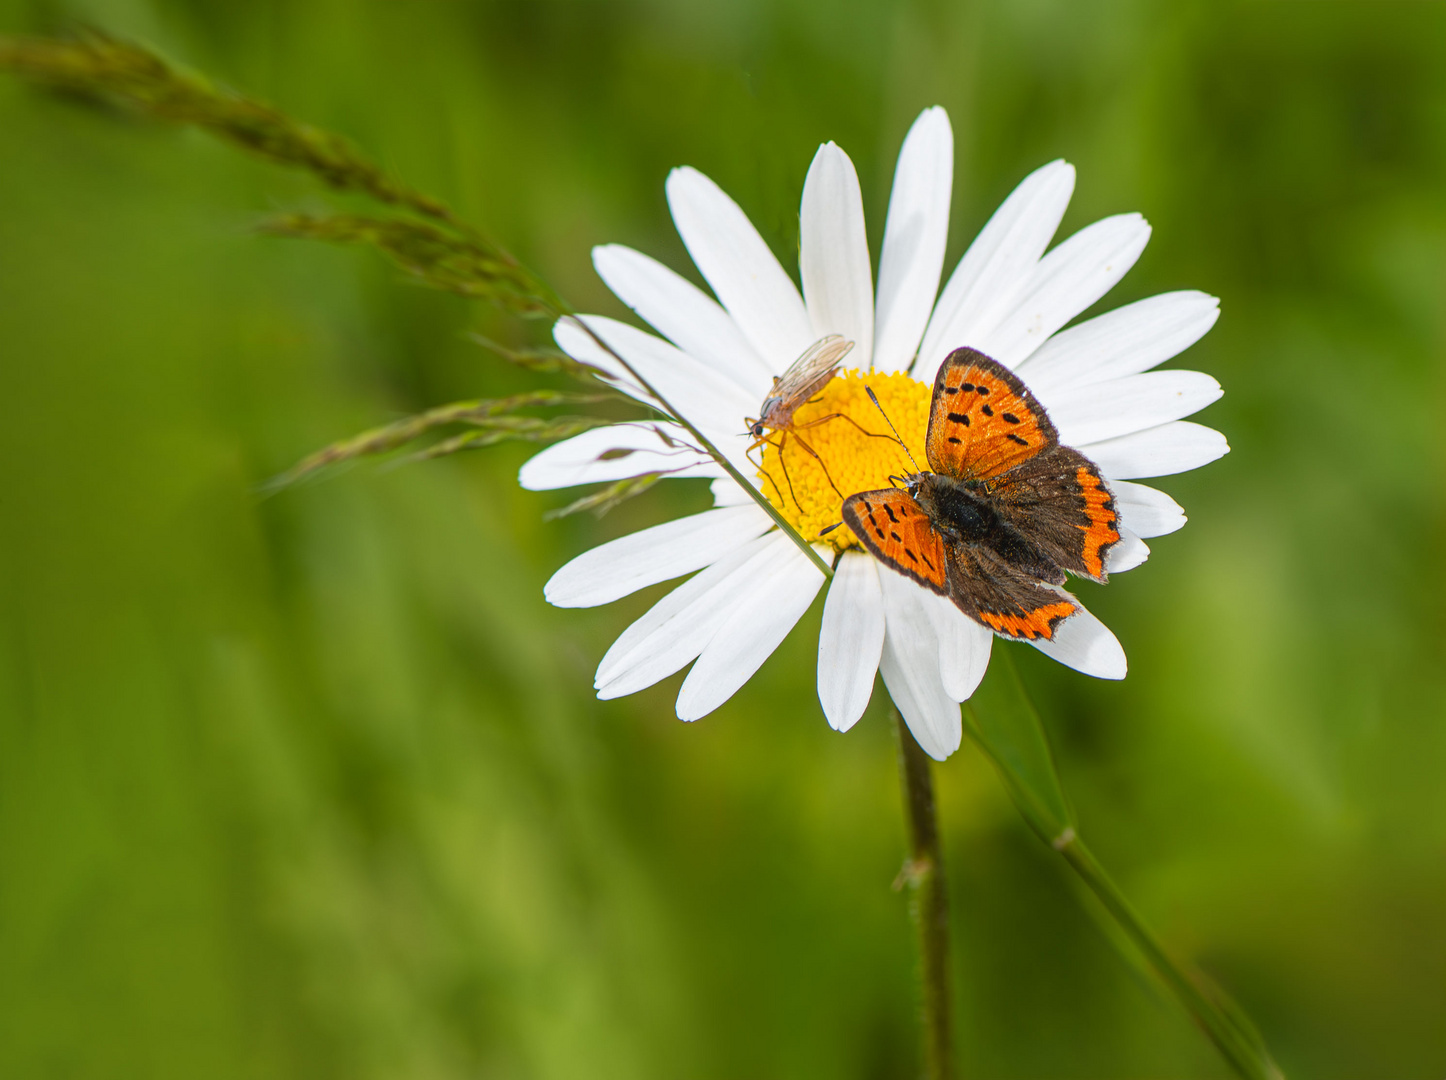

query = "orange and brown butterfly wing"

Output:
[[928, 347, 1121, 583], [925, 348, 1057, 481], [844, 482, 1082, 641], [946, 542, 1080, 641], [989, 445, 1121, 582], [841, 489, 948, 594]]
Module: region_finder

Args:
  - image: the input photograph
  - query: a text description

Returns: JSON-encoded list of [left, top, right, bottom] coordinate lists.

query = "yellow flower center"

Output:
[[756, 368, 932, 552]]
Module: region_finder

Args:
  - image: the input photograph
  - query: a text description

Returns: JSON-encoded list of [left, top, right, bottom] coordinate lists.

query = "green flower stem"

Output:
[[893, 706, 954, 1080]]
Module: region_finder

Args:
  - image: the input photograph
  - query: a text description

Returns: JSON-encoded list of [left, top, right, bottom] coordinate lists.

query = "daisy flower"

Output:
[[523, 107, 1225, 760]]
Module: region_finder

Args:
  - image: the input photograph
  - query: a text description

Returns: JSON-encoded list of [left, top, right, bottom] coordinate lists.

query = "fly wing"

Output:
[[766, 335, 854, 417]]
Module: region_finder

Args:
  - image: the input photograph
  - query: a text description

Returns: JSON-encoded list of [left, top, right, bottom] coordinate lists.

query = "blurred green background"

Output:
[[0, 1, 1443, 1077]]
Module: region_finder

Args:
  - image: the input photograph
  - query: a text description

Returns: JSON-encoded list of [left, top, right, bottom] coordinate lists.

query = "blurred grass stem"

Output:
[[894, 707, 954, 1080], [962, 649, 1285, 1080], [1052, 833, 1285, 1080], [0, 31, 834, 576]]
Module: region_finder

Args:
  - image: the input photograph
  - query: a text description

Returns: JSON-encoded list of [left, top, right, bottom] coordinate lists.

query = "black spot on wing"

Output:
[[884, 505, 899, 523], [1002, 412, 1020, 424], [981, 403, 994, 417], [1006, 433, 1028, 446]]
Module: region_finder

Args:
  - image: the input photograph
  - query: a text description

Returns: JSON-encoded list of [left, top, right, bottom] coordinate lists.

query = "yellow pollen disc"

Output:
[[757, 368, 932, 553]]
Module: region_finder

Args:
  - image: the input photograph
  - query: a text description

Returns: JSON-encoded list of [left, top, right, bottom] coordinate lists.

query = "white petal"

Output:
[[558, 315, 757, 475], [1013, 291, 1220, 395], [1084, 420, 1230, 480], [874, 107, 954, 374], [554, 317, 650, 402], [800, 143, 874, 369], [711, 476, 757, 507], [914, 160, 1076, 384], [1029, 600, 1126, 679], [1044, 370, 1222, 447], [817, 552, 885, 732], [592, 244, 774, 394], [666, 166, 815, 369], [1110, 480, 1186, 538], [545, 504, 773, 608], [518, 423, 719, 491], [925, 592, 994, 702], [1104, 527, 1150, 574], [975, 213, 1152, 368], [594, 535, 777, 698], [876, 568, 961, 760], [677, 542, 826, 721]]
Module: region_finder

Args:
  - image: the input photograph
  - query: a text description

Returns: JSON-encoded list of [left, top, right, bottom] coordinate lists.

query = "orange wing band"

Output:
[[1076, 466, 1120, 579], [978, 600, 1077, 641]]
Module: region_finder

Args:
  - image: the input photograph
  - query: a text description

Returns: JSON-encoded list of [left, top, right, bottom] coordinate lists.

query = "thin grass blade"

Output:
[[964, 649, 1284, 1080], [543, 473, 665, 520]]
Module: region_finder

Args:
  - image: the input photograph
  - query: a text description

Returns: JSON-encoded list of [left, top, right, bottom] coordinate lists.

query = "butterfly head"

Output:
[[884, 470, 939, 516], [899, 470, 936, 503]]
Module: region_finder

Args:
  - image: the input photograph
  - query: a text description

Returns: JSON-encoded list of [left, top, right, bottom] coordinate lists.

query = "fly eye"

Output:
[[750, 422, 764, 437]]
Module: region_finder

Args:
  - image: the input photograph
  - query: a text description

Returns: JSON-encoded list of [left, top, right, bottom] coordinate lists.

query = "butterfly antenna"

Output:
[[865, 387, 922, 474]]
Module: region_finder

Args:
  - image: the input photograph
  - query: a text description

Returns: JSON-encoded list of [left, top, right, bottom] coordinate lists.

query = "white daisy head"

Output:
[[526, 106, 1225, 760]]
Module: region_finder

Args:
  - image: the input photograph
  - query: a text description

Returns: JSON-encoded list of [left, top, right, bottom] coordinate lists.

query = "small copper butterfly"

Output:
[[842, 347, 1121, 641]]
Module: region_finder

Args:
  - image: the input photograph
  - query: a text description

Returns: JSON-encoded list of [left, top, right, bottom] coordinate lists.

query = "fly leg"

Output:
[[747, 433, 788, 509], [774, 430, 805, 511], [793, 411, 898, 444], [789, 430, 845, 501], [792, 411, 909, 481]]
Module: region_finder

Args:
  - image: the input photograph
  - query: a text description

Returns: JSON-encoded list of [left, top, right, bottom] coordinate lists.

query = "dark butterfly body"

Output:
[[842, 347, 1120, 641]]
